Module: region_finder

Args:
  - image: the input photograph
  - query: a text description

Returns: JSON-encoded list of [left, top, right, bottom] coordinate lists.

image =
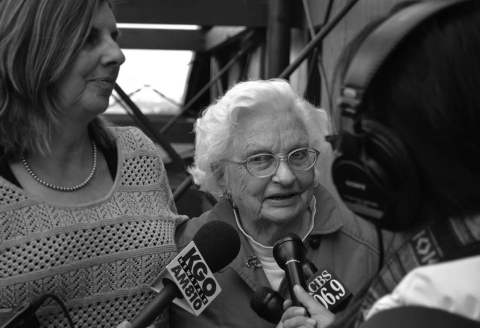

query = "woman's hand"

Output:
[[277, 285, 336, 328], [116, 321, 131, 328]]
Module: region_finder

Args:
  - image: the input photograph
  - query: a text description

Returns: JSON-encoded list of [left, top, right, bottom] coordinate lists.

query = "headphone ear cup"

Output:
[[331, 132, 391, 222], [362, 120, 408, 193], [331, 119, 420, 231]]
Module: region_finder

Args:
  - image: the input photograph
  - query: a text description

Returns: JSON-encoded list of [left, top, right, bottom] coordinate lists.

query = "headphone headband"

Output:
[[342, 1, 466, 116]]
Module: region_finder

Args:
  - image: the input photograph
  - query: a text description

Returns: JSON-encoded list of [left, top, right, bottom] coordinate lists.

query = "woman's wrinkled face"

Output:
[[58, 1, 125, 123], [225, 108, 316, 228]]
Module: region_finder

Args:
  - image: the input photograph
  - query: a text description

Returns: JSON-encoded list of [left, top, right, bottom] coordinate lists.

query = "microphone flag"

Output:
[[150, 240, 221, 316], [305, 263, 352, 312]]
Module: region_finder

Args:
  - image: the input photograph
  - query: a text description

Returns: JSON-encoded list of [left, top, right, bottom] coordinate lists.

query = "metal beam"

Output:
[[113, 0, 269, 27], [160, 31, 259, 135], [279, 0, 360, 79], [113, 84, 189, 172], [266, 0, 291, 78], [204, 27, 247, 52], [118, 28, 205, 51], [306, 0, 335, 28]]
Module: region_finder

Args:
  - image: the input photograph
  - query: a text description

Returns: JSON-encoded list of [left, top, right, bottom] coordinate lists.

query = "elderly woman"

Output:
[[0, 1, 187, 327], [171, 79, 382, 328]]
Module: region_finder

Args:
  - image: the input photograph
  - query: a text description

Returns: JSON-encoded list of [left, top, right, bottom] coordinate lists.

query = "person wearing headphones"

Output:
[[277, 1, 480, 327]]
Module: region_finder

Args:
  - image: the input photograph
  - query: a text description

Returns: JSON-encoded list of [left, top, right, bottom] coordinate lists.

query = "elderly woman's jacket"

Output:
[[170, 184, 382, 328]]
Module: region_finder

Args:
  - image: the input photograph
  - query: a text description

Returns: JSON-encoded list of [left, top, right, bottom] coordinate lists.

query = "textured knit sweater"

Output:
[[0, 126, 188, 328]]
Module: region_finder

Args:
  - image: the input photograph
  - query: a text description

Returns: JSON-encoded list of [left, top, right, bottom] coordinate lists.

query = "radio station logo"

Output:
[[306, 264, 351, 311], [149, 241, 222, 316]]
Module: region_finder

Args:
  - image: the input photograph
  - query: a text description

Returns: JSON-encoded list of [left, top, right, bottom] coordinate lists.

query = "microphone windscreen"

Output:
[[192, 220, 241, 273], [250, 286, 272, 310], [250, 286, 284, 324]]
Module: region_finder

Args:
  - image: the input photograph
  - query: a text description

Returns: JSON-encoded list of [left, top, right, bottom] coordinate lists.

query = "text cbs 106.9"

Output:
[[307, 270, 347, 310]]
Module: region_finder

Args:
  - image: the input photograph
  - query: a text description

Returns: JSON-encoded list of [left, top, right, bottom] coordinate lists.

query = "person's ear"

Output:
[[211, 162, 227, 189]]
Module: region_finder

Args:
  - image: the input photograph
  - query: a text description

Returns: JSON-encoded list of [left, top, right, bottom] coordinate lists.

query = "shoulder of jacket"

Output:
[[320, 188, 380, 255], [338, 207, 380, 255]]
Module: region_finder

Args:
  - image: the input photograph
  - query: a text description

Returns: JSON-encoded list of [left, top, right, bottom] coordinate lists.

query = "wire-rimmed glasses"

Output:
[[221, 147, 320, 178]]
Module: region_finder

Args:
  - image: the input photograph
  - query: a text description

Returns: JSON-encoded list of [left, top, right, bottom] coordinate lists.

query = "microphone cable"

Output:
[[375, 224, 384, 273], [2, 293, 75, 328]]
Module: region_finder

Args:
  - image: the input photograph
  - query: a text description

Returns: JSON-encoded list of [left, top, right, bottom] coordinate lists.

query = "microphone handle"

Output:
[[285, 261, 308, 306], [130, 279, 180, 328], [302, 261, 318, 280]]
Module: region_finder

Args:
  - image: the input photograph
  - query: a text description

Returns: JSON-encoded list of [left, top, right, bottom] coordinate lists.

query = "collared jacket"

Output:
[[170, 184, 381, 328]]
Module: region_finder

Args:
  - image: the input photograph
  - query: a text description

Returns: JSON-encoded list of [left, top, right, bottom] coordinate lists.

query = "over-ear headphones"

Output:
[[329, 0, 468, 231]]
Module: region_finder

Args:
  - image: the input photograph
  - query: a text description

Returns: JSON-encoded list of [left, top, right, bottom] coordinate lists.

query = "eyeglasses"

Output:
[[221, 147, 320, 178]]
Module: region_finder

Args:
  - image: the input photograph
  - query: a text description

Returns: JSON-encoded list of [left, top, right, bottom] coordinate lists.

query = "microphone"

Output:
[[250, 257, 321, 324], [302, 258, 318, 280], [273, 233, 308, 306], [130, 220, 241, 328], [250, 256, 354, 323], [250, 286, 285, 324]]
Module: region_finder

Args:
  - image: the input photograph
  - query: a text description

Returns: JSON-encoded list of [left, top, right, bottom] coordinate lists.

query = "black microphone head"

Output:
[[250, 286, 285, 324], [273, 232, 306, 269], [192, 220, 241, 273]]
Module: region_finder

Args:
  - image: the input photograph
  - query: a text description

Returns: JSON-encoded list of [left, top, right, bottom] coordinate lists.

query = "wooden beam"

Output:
[[113, 0, 269, 27], [118, 28, 205, 51]]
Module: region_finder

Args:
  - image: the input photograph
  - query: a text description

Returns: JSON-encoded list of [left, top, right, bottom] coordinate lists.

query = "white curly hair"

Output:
[[188, 78, 332, 199]]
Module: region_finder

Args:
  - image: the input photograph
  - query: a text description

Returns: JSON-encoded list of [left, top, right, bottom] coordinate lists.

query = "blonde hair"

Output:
[[0, 0, 113, 161]]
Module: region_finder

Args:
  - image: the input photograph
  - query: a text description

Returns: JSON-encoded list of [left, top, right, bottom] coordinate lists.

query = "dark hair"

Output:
[[0, 0, 114, 162], [332, 0, 480, 226]]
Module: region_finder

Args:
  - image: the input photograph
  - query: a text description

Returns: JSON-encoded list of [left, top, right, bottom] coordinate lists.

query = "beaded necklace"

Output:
[[21, 140, 97, 192]]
